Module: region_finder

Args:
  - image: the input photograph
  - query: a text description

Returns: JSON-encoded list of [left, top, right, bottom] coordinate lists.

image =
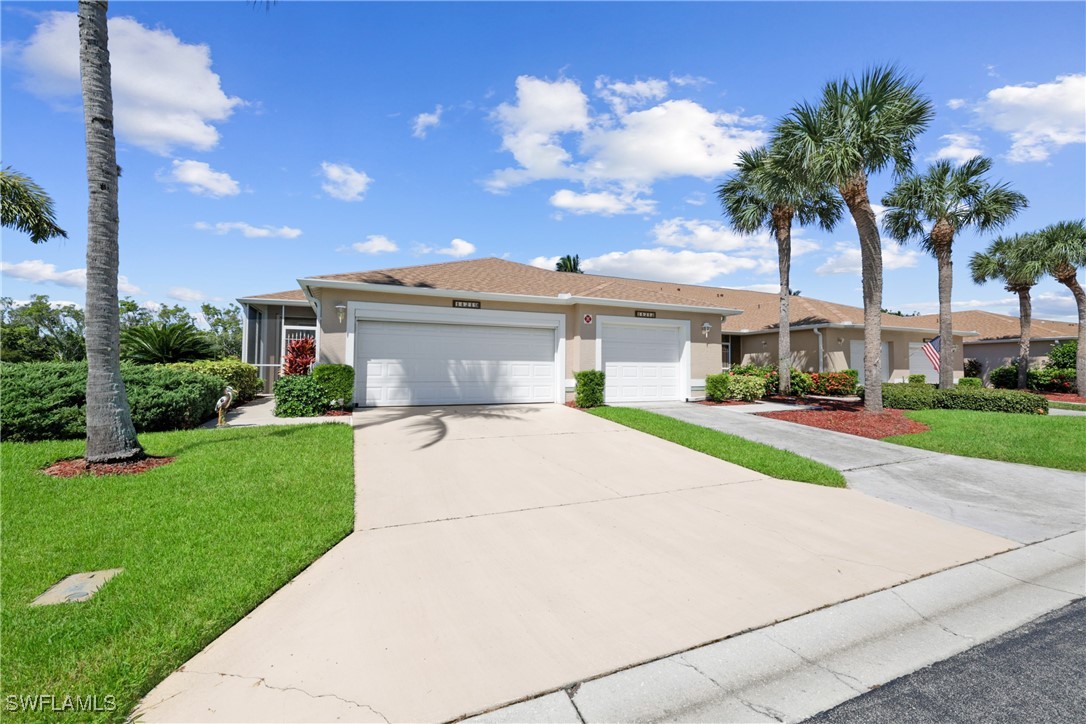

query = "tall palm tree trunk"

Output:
[[932, 231, 955, 389], [79, 0, 143, 463], [1013, 287, 1032, 389], [1055, 269, 1086, 394], [841, 174, 884, 411], [773, 209, 793, 396]]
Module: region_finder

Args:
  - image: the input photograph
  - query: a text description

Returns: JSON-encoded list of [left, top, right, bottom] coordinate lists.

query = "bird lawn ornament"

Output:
[[216, 386, 237, 427]]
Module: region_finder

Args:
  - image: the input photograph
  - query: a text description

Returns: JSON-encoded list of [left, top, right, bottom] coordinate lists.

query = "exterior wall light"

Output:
[[335, 303, 347, 324], [702, 322, 713, 337]]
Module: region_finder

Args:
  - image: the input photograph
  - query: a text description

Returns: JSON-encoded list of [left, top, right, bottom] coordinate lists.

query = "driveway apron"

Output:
[[135, 404, 1014, 723]]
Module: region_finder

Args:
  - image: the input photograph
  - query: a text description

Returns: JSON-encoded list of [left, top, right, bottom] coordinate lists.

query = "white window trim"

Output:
[[345, 300, 567, 405], [595, 315, 692, 401], [282, 324, 317, 364]]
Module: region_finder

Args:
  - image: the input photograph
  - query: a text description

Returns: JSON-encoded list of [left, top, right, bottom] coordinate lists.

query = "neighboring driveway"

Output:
[[136, 404, 1013, 723], [633, 403, 1085, 544]]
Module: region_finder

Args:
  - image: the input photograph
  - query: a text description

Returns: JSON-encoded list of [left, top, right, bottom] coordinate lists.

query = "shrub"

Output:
[[908, 373, 928, 384], [957, 377, 983, 388], [274, 374, 329, 417], [705, 373, 730, 402], [170, 358, 262, 402], [808, 370, 859, 396], [881, 383, 937, 410], [729, 374, 766, 402], [121, 322, 216, 364], [881, 382, 1047, 415], [989, 365, 1019, 389], [730, 364, 779, 393], [989, 364, 1076, 393], [574, 370, 605, 408], [282, 337, 316, 376], [1046, 340, 1077, 370], [790, 370, 813, 397], [0, 362, 224, 442], [312, 363, 354, 409], [964, 358, 982, 378]]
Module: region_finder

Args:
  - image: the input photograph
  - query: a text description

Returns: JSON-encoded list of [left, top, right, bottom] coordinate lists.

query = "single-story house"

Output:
[[238, 258, 976, 405], [911, 310, 1077, 384]]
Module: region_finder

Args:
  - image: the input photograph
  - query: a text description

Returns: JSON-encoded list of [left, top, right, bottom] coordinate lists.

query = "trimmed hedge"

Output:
[[273, 374, 329, 417], [170, 358, 262, 402], [729, 374, 766, 402], [990, 364, 1077, 393], [312, 364, 354, 409], [908, 374, 927, 384], [0, 361, 225, 442], [574, 370, 605, 408], [882, 382, 1047, 415], [807, 370, 859, 396], [705, 373, 730, 402], [957, 377, 983, 388]]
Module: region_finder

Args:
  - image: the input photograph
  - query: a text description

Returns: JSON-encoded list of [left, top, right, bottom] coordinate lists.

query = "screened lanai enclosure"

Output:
[[240, 297, 317, 391]]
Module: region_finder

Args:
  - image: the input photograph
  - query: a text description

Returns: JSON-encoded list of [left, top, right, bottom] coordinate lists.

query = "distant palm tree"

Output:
[[556, 254, 583, 273], [774, 66, 933, 411], [970, 234, 1043, 389], [717, 146, 842, 394], [121, 323, 216, 364], [1020, 220, 1086, 393], [80, 0, 143, 463], [883, 156, 1028, 388], [0, 167, 68, 243]]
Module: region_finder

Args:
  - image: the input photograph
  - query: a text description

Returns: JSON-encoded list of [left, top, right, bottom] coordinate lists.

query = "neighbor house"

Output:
[[911, 310, 1077, 384], [238, 258, 976, 405]]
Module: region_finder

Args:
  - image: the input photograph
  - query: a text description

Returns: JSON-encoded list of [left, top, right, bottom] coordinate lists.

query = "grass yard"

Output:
[[1048, 400, 1086, 411], [884, 409, 1086, 472], [589, 407, 846, 488], [1, 424, 355, 723]]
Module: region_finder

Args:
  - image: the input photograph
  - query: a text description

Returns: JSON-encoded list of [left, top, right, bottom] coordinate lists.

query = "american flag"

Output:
[[922, 336, 941, 371]]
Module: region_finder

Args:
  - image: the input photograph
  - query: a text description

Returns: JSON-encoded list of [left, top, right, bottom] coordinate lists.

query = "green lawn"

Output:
[[1, 424, 355, 722], [589, 406, 846, 487], [884, 409, 1086, 472], [1048, 400, 1086, 411]]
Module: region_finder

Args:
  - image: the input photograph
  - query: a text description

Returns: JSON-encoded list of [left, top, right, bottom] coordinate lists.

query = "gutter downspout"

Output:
[[812, 327, 825, 373]]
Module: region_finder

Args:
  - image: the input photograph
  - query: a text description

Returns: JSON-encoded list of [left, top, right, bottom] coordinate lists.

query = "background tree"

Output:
[[120, 322, 216, 364], [0, 296, 86, 362], [883, 156, 1027, 388], [970, 234, 1043, 389], [717, 146, 842, 394], [773, 66, 933, 411], [201, 303, 243, 358], [1021, 220, 1086, 393], [80, 0, 143, 462], [555, 254, 583, 273], [0, 167, 68, 243]]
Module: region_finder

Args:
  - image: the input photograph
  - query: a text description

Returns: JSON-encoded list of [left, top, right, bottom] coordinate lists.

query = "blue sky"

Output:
[[3, 1, 1084, 322]]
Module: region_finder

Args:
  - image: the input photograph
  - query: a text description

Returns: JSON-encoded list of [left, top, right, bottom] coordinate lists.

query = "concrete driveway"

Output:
[[136, 404, 1013, 723]]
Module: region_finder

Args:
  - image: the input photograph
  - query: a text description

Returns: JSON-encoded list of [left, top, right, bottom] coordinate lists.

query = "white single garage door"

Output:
[[601, 322, 683, 403], [355, 320, 556, 406]]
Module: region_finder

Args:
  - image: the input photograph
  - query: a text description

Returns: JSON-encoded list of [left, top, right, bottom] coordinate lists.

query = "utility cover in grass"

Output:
[[31, 569, 123, 606]]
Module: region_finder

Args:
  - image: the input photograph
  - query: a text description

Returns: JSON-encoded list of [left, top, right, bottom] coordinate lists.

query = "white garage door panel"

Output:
[[602, 323, 683, 403], [356, 320, 555, 406]]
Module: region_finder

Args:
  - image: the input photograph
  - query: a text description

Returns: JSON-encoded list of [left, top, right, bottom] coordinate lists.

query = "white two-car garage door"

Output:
[[601, 321, 686, 403], [355, 320, 556, 406]]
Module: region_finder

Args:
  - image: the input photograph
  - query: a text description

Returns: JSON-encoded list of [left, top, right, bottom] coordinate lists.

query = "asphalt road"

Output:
[[806, 598, 1086, 724]]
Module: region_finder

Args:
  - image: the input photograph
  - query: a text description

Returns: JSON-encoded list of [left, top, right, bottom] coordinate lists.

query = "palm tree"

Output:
[[0, 167, 68, 243], [717, 146, 842, 394], [883, 156, 1028, 388], [970, 234, 1043, 389], [80, 0, 143, 463], [121, 322, 217, 364], [773, 66, 933, 411], [555, 254, 582, 273], [1021, 220, 1086, 393]]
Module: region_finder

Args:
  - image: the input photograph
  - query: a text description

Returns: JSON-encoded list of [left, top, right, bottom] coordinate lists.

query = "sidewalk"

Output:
[[199, 395, 353, 429], [630, 402, 1085, 544]]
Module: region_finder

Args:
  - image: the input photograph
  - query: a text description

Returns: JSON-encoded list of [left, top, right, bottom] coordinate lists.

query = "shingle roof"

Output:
[[239, 289, 307, 302], [912, 310, 1077, 342]]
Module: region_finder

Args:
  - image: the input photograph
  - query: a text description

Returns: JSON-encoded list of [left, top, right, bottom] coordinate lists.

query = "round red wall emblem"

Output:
[[583, 314, 593, 324]]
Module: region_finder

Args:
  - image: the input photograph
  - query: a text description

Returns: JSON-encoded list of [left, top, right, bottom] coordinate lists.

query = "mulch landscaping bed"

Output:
[[43, 456, 175, 478], [1043, 392, 1086, 405], [322, 409, 354, 417], [756, 408, 930, 439]]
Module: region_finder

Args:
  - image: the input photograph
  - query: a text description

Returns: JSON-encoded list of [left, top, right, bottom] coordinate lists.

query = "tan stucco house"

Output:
[[238, 258, 976, 405]]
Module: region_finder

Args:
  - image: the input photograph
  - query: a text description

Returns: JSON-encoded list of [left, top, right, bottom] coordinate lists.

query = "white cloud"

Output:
[[594, 75, 669, 115], [528, 255, 561, 270], [731, 283, 784, 294], [669, 73, 712, 89], [437, 238, 476, 257], [160, 159, 240, 197], [976, 74, 1086, 162], [580, 248, 761, 284], [351, 235, 398, 254], [320, 161, 373, 202], [1, 259, 140, 293], [194, 221, 302, 238], [684, 192, 707, 206], [929, 133, 985, 164], [549, 188, 656, 216], [15, 11, 242, 154], [412, 105, 443, 139], [946, 98, 967, 110], [168, 286, 206, 302], [815, 241, 921, 275], [650, 217, 820, 257]]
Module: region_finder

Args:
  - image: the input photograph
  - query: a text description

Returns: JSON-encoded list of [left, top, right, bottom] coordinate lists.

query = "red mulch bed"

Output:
[[43, 456, 175, 478], [1043, 392, 1086, 405], [756, 408, 929, 439], [322, 409, 354, 417]]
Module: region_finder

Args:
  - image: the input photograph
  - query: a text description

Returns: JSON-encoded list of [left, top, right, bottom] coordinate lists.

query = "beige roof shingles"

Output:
[[912, 310, 1077, 342]]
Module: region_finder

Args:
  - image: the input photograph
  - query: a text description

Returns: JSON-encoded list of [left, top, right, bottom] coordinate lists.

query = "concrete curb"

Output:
[[463, 530, 1084, 724]]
